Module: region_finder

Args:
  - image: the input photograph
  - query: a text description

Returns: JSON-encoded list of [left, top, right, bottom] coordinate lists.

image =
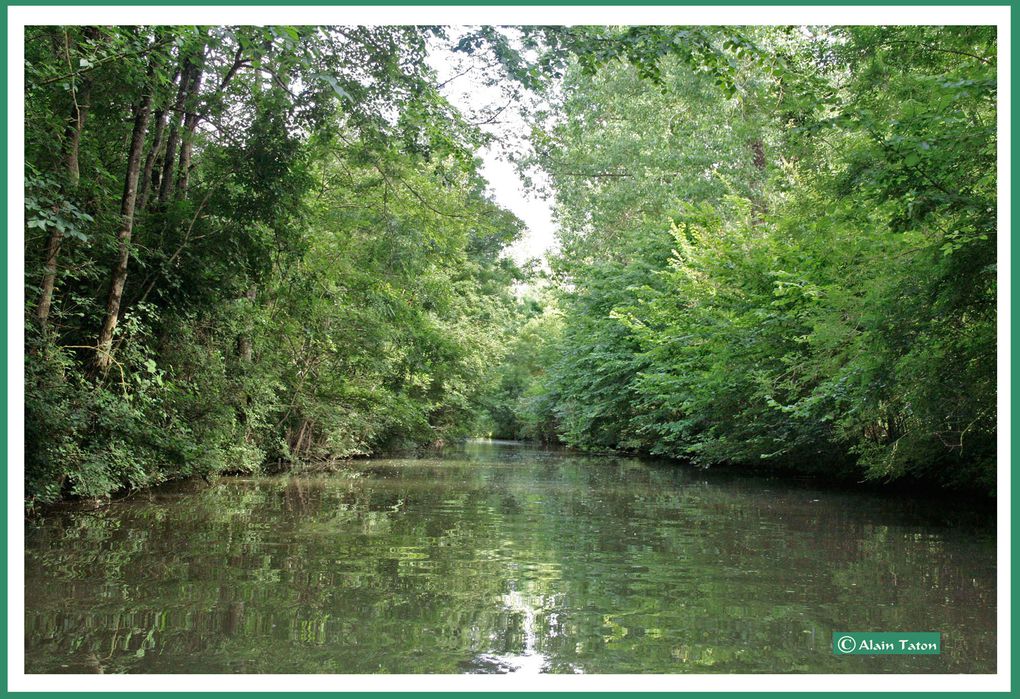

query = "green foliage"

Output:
[[24, 25, 526, 507], [474, 294, 563, 441], [518, 25, 996, 492], [23, 24, 996, 505]]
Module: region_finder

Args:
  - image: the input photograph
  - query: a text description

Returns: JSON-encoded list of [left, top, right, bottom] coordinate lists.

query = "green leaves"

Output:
[[314, 72, 351, 102], [25, 177, 94, 243], [23, 24, 532, 504], [21, 23, 996, 503], [520, 25, 995, 492]]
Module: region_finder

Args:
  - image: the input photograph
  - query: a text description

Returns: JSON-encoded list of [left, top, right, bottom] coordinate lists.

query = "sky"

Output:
[[425, 34, 558, 266]]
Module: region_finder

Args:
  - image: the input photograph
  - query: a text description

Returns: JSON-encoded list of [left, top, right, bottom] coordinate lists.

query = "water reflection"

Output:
[[25, 441, 995, 673], [464, 589, 551, 674]]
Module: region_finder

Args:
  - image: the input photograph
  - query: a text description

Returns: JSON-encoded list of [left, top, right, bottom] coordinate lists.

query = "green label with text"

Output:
[[833, 632, 941, 655]]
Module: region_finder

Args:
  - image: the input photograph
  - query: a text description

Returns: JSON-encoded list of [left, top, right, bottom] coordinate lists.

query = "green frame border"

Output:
[[2, 2, 1011, 695], [0, 0, 1014, 4]]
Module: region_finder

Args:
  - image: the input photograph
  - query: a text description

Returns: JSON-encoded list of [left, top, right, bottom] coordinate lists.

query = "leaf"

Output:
[[316, 73, 351, 102]]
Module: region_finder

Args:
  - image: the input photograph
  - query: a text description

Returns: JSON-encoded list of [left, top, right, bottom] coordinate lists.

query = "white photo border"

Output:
[[7, 5, 1011, 693]]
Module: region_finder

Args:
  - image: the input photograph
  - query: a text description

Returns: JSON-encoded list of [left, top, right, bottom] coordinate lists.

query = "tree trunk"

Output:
[[174, 53, 206, 199], [749, 138, 768, 223], [36, 29, 97, 329], [137, 101, 170, 213], [157, 62, 192, 206], [35, 206, 65, 329], [62, 88, 89, 188], [93, 90, 153, 375], [750, 139, 766, 171]]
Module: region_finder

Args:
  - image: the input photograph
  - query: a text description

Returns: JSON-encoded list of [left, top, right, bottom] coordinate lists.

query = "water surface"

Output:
[[25, 441, 996, 673]]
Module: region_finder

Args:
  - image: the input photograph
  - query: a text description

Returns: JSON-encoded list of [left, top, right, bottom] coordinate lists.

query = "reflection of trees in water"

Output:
[[25, 445, 996, 673]]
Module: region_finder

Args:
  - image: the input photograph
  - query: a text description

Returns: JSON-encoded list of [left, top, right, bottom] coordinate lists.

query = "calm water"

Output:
[[25, 441, 996, 674]]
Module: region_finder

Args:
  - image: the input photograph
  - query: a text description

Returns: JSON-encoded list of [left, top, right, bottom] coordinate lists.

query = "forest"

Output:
[[23, 24, 997, 508]]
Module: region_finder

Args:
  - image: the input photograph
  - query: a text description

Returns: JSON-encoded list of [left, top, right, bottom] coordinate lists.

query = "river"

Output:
[[25, 440, 996, 674]]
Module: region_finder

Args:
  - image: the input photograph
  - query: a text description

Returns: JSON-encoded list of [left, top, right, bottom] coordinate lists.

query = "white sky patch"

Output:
[[426, 31, 558, 266]]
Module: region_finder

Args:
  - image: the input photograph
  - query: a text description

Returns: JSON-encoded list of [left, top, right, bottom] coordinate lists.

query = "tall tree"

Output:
[[93, 68, 155, 373]]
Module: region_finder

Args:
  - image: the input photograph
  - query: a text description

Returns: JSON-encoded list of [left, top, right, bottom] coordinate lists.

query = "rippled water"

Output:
[[25, 441, 996, 673]]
